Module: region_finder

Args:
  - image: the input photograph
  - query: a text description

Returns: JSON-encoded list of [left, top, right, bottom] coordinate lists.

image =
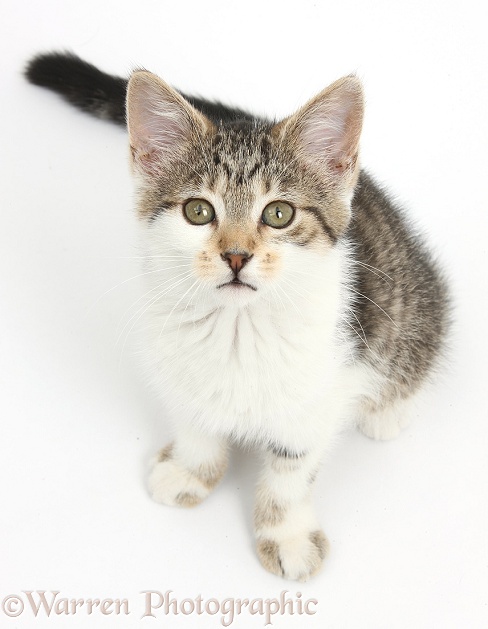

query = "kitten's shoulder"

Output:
[[349, 169, 426, 252]]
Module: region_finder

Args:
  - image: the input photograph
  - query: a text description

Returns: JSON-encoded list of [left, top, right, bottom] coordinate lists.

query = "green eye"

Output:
[[184, 199, 215, 225], [261, 201, 294, 229]]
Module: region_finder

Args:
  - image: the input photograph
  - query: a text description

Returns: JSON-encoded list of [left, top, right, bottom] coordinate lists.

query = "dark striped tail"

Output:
[[25, 51, 258, 127], [25, 52, 128, 126]]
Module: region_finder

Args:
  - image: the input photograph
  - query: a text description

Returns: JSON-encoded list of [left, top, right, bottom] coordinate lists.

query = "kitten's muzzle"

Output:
[[221, 251, 253, 277]]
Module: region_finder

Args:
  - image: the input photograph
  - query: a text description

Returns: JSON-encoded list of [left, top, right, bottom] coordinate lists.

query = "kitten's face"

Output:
[[127, 72, 363, 308], [139, 124, 352, 307]]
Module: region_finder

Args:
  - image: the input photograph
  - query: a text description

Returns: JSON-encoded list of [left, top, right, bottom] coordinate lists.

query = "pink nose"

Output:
[[221, 252, 252, 275]]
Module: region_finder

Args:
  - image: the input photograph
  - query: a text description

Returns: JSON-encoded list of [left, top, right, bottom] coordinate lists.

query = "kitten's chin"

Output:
[[214, 281, 259, 307]]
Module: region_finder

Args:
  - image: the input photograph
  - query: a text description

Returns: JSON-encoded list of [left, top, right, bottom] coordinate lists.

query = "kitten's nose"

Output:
[[221, 251, 252, 275]]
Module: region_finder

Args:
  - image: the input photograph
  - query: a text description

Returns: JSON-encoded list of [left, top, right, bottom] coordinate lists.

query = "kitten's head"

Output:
[[127, 71, 363, 308]]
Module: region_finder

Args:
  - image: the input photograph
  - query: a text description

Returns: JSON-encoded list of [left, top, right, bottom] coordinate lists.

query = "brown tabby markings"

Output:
[[157, 443, 174, 462], [136, 120, 344, 260], [254, 498, 286, 529], [174, 492, 201, 508], [256, 539, 284, 576], [157, 442, 227, 492], [309, 530, 329, 560], [349, 173, 450, 416], [195, 458, 228, 490], [256, 532, 329, 580]]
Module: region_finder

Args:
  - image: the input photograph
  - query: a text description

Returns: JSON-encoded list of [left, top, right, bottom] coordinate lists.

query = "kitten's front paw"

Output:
[[148, 445, 225, 508], [256, 530, 329, 581]]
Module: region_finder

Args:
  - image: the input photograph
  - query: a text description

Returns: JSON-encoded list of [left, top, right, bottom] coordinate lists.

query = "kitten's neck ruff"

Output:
[[140, 240, 358, 449], [140, 240, 355, 427]]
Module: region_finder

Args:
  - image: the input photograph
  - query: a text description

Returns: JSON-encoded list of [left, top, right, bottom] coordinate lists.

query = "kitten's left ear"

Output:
[[274, 75, 364, 183], [127, 70, 213, 177]]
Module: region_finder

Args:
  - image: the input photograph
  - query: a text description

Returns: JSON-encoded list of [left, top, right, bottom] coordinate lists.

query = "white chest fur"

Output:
[[141, 248, 357, 450]]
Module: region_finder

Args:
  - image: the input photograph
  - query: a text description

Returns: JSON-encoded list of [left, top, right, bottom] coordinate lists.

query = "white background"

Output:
[[1, 1, 487, 627]]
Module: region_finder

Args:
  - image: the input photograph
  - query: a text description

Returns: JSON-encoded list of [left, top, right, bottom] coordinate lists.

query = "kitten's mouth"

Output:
[[217, 278, 257, 291]]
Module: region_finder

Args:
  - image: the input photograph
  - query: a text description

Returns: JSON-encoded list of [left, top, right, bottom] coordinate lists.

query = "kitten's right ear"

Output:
[[127, 71, 212, 177]]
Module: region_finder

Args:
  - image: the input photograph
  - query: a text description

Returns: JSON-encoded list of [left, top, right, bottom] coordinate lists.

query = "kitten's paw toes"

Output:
[[148, 459, 210, 507], [148, 445, 226, 508], [256, 530, 329, 581]]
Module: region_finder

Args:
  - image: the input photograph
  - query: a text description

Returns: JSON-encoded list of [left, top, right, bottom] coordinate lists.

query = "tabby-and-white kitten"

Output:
[[26, 53, 449, 581]]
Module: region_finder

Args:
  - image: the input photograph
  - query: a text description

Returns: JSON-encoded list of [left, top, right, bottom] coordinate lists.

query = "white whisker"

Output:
[[116, 271, 194, 363], [355, 260, 393, 287], [344, 305, 370, 350], [158, 279, 201, 343], [350, 288, 399, 329], [84, 264, 191, 317]]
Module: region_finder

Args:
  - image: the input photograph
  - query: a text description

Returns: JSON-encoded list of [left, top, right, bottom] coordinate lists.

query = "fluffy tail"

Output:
[[25, 52, 257, 126], [25, 52, 127, 125]]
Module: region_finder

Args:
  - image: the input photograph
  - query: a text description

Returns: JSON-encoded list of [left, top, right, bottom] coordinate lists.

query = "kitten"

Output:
[[25, 52, 450, 581]]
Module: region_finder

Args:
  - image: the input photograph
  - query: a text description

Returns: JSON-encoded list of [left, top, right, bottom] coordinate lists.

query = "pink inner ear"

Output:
[[300, 103, 358, 172], [301, 112, 346, 167], [293, 78, 364, 175], [127, 72, 200, 176]]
